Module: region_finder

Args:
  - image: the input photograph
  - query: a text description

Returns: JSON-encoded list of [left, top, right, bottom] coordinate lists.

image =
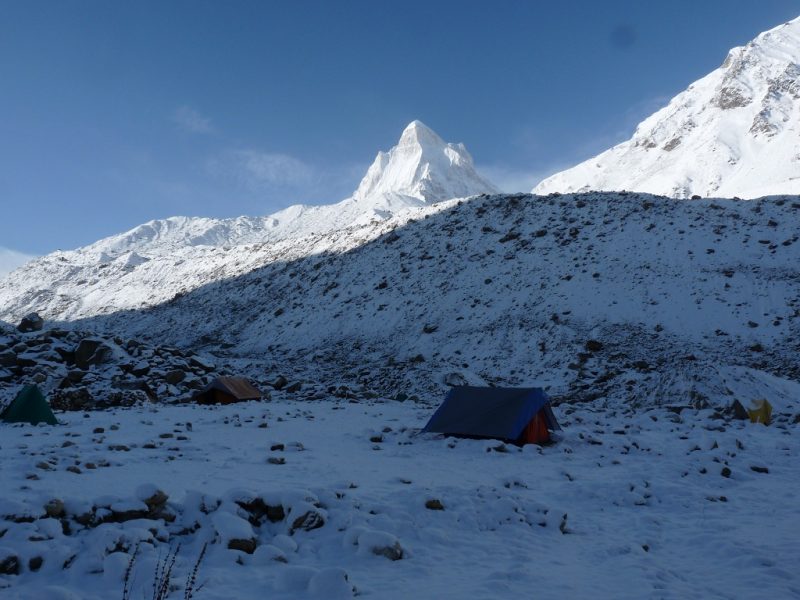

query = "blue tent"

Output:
[[423, 386, 559, 444]]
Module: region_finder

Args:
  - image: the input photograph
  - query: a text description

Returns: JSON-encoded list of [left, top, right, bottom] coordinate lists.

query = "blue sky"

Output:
[[1, 0, 798, 260]]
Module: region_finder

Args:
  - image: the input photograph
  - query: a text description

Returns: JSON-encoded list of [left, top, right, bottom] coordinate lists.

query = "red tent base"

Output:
[[519, 411, 551, 445]]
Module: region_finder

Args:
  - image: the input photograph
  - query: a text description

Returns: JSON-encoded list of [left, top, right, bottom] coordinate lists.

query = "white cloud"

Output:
[[234, 150, 315, 189], [206, 148, 366, 213], [172, 106, 214, 134], [0, 247, 35, 278], [207, 149, 323, 192]]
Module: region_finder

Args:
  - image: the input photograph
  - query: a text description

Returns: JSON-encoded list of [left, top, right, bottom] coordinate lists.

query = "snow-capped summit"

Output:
[[354, 120, 497, 206], [534, 16, 800, 199]]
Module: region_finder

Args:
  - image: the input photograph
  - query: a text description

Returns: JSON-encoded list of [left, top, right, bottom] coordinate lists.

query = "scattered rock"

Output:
[[74, 339, 113, 369], [425, 499, 444, 511], [44, 498, 65, 518], [227, 538, 257, 554], [28, 556, 43, 572], [142, 490, 169, 511], [164, 369, 186, 385], [17, 313, 44, 333], [290, 509, 325, 534], [0, 554, 20, 575], [372, 541, 404, 561], [585, 340, 604, 352]]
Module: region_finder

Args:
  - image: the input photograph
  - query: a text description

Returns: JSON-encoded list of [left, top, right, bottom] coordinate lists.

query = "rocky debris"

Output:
[[0, 328, 226, 410], [17, 313, 44, 333], [425, 499, 445, 510], [0, 488, 334, 573]]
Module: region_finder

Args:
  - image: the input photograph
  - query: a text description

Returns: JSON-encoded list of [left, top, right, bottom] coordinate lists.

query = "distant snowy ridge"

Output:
[[534, 16, 800, 199], [0, 120, 497, 314], [76, 120, 497, 259]]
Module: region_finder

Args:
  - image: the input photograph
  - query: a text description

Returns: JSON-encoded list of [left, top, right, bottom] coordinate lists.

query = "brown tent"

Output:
[[194, 377, 262, 405]]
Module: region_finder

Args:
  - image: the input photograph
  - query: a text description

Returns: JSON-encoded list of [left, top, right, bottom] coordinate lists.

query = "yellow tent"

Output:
[[747, 399, 772, 425]]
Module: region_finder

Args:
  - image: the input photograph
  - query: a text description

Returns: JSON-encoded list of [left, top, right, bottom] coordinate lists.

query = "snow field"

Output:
[[0, 398, 797, 599]]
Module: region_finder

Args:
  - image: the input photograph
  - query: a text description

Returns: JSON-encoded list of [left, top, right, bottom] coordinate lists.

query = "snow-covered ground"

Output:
[[1, 397, 798, 599]]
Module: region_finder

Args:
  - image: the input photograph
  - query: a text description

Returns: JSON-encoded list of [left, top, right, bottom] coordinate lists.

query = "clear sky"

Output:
[[1, 0, 798, 259]]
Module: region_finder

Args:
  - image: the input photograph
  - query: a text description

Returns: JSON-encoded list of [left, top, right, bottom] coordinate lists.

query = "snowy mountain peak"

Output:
[[353, 120, 498, 206], [398, 119, 444, 146], [534, 15, 800, 199]]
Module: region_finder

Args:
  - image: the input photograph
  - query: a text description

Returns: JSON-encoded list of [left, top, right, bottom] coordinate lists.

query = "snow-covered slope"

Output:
[[16, 191, 795, 410], [534, 16, 800, 199]]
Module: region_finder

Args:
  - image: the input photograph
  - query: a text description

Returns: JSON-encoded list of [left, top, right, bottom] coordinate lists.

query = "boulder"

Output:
[[17, 313, 44, 333], [290, 509, 325, 534], [227, 538, 257, 554], [425, 499, 445, 510], [74, 339, 113, 369], [164, 370, 186, 385], [372, 541, 404, 561], [44, 498, 65, 518], [142, 490, 168, 511], [0, 350, 16, 368], [189, 355, 215, 371], [585, 340, 604, 352], [0, 553, 20, 576]]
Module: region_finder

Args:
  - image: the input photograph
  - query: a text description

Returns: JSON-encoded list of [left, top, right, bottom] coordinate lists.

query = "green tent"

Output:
[[1, 385, 58, 425]]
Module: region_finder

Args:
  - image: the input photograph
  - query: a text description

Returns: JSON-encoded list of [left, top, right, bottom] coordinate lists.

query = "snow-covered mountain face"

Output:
[[535, 17, 800, 199], [7, 192, 797, 411]]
